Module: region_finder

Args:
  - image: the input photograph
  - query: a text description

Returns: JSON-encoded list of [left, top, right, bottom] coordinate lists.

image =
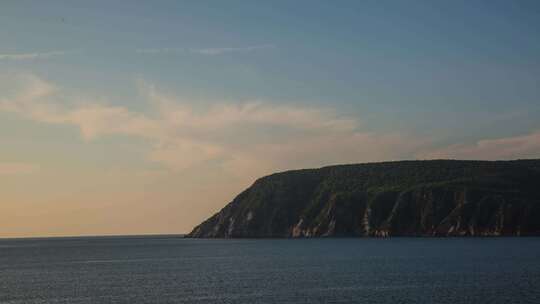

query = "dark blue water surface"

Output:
[[1, 236, 539, 303]]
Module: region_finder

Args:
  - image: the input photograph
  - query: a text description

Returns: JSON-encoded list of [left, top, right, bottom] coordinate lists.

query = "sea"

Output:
[[1, 236, 539, 304]]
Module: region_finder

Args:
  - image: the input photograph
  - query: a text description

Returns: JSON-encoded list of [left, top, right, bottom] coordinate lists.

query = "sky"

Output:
[[1, 0, 539, 237]]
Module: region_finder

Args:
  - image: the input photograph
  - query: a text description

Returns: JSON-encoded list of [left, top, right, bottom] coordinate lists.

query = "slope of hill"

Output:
[[187, 160, 540, 238]]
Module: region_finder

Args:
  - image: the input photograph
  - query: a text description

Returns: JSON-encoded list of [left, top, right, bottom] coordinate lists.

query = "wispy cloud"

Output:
[[5, 74, 538, 183], [0, 162, 38, 175], [136, 44, 275, 56], [417, 131, 540, 160], [0, 51, 66, 61], [0, 74, 422, 178], [190, 44, 275, 55], [136, 48, 185, 54]]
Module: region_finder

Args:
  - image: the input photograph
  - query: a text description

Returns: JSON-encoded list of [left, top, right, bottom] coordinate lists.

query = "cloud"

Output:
[[0, 163, 38, 175], [6, 73, 538, 183], [136, 44, 275, 56], [136, 48, 184, 54], [190, 44, 275, 55], [418, 131, 540, 160], [141, 82, 357, 133], [0, 51, 66, 61], [1, 74, 425, 177]]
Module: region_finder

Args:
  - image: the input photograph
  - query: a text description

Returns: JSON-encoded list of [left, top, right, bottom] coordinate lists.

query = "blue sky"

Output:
[[1, 1, 539, 236]]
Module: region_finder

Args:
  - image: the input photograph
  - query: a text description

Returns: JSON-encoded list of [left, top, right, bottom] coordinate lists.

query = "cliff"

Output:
[[187, 159, 540, 238]]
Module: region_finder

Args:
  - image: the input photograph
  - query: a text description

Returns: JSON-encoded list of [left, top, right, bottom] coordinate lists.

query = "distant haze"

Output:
[[0, 0, 539, 237]]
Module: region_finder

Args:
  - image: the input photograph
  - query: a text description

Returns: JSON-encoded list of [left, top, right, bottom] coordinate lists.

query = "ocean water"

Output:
[[0, 236, 539, 304]]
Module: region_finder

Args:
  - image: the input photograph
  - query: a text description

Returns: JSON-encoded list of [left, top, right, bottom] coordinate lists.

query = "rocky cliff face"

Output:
[[187, 160, 540, 238]]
